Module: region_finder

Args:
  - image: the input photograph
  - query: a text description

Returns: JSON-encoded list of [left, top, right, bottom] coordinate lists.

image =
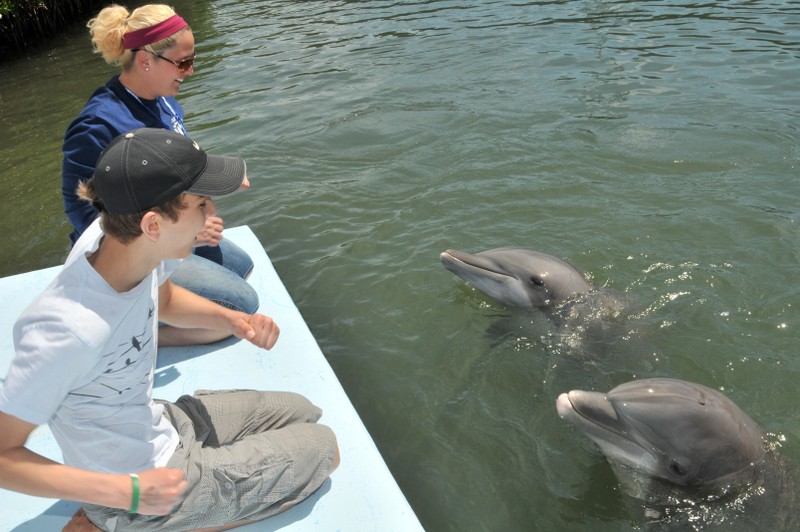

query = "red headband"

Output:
[[123, 14, 188, 50]]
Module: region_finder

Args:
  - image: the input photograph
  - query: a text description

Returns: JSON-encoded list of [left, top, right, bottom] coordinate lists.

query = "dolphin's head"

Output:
[[556, 378, 766, 496], [440, 247, 594, 308]]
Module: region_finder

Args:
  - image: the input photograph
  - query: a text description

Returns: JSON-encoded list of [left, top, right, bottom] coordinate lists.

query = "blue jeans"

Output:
[[170, 239, 259, 314]]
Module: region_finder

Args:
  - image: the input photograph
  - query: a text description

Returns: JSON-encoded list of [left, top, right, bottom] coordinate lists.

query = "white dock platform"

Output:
[[0, 226, 422, 531]]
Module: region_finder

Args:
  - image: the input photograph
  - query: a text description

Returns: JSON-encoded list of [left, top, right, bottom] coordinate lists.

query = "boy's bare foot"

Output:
[[63, 508, 100, 532]]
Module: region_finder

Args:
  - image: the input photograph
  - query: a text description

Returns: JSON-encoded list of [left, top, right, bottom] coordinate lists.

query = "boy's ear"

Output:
[[140, 211, 161, 241]]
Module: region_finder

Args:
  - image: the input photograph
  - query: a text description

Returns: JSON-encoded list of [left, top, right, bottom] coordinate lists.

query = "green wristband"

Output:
[[128, 473, 140, 514]]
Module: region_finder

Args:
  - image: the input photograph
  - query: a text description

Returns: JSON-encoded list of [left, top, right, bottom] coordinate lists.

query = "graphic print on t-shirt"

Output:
[[68, 303, 155, 400]]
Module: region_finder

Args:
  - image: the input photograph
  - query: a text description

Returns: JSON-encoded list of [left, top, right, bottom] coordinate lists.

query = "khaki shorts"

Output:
[[85, 390, 337, 531]]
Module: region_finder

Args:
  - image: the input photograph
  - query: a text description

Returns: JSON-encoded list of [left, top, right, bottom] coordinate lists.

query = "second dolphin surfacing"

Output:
[[556, 378, 800, 530]]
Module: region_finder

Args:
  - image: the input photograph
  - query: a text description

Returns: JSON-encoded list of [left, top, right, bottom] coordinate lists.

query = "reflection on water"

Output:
[[1, 1, 799, 530]]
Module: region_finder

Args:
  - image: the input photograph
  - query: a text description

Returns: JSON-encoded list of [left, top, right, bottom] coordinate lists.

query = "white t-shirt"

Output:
[[0, 220, 180, 473]]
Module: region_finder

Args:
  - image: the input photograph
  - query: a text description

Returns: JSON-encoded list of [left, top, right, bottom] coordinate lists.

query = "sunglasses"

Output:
[[135, 49, 196, 73]]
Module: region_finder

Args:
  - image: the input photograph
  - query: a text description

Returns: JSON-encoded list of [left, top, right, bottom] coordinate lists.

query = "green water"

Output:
[[1, 1, 799, 530]]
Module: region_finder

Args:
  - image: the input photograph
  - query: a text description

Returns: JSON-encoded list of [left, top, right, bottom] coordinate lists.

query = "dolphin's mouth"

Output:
[[440, 250, 512, 280], [556, 391, 652, 463]]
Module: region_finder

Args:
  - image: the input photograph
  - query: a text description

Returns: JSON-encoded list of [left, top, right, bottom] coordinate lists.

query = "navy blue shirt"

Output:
[[62, 75, 187, 242]]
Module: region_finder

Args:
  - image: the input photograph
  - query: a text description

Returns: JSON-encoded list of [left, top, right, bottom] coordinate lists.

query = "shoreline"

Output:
[[0, 0, 108, 59]]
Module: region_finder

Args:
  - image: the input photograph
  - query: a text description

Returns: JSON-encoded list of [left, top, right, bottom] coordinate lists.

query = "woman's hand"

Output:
[[194, 216, 224, 247]]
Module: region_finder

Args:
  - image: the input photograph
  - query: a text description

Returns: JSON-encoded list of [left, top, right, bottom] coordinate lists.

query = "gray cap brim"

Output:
[[186, 155, 246, 197]]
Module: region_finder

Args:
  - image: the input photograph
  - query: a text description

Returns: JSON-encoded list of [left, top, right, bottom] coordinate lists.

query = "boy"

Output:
[[0, 129, 339, 531]]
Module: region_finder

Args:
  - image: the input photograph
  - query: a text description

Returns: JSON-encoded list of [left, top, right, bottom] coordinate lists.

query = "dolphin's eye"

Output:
[[529, 277, 545, 287], [669, 460, 688, 476]]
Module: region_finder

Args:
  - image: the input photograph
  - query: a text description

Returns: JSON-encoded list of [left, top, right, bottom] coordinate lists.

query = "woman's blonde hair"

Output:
[[87, 4, 189, 68]]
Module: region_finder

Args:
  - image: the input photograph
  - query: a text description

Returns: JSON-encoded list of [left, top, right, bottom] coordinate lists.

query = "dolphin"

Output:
[[440, 248, 595, 308], [556, 378, 799, 529]]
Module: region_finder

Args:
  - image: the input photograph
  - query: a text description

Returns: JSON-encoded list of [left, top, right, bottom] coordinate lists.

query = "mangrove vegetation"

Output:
[[1, 0, 110, 58]]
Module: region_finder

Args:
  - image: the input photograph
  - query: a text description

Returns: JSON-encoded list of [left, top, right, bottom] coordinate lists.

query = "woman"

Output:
[[62, 4, 258, 341]]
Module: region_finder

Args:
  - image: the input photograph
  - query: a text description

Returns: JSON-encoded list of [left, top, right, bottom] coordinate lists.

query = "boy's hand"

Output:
[[138, 467, 188, 515], [233, 314, 280, 350]]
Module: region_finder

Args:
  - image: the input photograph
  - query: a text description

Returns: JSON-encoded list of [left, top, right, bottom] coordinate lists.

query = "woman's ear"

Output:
[[140, 211, 161, 241], [133, 49, 151, 71]]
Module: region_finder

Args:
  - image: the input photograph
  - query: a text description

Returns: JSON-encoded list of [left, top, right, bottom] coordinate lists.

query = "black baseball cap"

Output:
[[94, 128, 246, 214]]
